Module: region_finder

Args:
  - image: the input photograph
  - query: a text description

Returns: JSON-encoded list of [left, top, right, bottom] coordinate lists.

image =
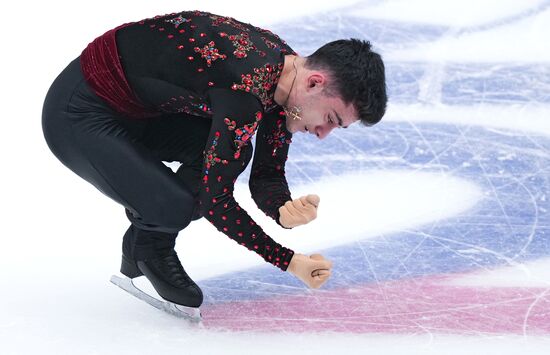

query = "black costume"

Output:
[[42, 11, 299, 305]]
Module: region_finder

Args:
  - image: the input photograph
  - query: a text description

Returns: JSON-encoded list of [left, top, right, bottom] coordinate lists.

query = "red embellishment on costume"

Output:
[[231, 63, 284, 110], [219, 32, 257, 59], [210, 14, 250, 32], [204, 130, 228, 179], [158, 93, 212, 116], [223, 112, 263, 159], [194, 41, 227, 67], [268, 119, 292, 156], [256, 26, 289, 46], [261, 36, 286, 52]]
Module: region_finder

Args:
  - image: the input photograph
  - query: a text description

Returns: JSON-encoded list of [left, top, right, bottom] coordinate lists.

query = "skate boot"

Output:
[[110, 224, 203, 321], [120, 250, 203, 307]]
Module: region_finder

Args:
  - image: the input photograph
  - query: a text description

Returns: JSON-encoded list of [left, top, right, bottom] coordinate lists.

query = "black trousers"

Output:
[[42, 56, 211, 259]]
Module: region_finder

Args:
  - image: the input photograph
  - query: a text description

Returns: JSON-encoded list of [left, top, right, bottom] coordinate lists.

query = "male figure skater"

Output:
[[42, 10, 387, 317]]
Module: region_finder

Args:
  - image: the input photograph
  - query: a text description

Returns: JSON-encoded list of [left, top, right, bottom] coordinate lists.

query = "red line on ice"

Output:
[[201, 274, 550, 334]]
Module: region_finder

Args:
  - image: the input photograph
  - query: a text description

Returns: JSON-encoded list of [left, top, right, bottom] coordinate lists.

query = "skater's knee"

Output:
[[127, 194, 196, 232]]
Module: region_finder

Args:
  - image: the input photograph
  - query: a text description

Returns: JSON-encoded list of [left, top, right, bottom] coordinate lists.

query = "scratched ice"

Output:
[[5, 1, 550, 354], [195, 3, 550, 337]]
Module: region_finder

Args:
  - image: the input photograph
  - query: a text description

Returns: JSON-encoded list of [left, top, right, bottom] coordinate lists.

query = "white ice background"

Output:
[[1, 0, 550, 354]]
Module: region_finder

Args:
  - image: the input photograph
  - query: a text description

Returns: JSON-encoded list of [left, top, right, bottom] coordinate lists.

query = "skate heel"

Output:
[[120, 254, 143, 278]]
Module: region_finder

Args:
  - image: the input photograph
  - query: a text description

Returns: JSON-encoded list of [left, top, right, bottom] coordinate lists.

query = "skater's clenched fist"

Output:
[[279, 194, 320, 228], [287, 253, 332, 289]]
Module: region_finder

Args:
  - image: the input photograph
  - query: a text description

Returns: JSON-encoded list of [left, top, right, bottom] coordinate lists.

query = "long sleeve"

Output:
[[200, 88, 295, 271], [249, 107, 293, 227]]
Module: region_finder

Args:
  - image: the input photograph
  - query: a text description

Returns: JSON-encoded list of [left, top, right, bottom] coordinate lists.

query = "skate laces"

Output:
[[152, 252, 194, 288]]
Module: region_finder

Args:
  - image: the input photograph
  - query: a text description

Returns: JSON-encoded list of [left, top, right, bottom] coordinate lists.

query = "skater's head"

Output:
[[282, 39, 387, 139]]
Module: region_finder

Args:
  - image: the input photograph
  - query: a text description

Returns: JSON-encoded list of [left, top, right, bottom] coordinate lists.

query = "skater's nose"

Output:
[[314, 124, 335, 140]]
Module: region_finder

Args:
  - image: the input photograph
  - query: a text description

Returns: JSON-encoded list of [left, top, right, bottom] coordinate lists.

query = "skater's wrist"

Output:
[[276, 212, 292, 229], [276, 249, 295, 272], [286, 253, 303, 274]]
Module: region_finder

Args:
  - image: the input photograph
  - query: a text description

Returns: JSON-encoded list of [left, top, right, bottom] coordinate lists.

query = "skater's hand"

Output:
[[287, 253, 332, 289], [279, 194, 320, 228]]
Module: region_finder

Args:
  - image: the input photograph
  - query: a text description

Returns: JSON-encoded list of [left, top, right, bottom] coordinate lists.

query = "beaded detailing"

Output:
[[268, 112, 292, 156], [219, 32, 267, 58], [203, 131, 229, 184], [165, 14, 191, 28], [159, 95, 212, 116], [194, 41, 227, 67], [256, 26, 290, 46], [261, 36, 289, 54], [210, 14, 250, 32], [224, 111, 263, 159], [231, 63, 284, 111]]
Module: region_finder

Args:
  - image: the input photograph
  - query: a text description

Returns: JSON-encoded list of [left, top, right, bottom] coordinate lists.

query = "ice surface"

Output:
[[2, 0, 550, 354]]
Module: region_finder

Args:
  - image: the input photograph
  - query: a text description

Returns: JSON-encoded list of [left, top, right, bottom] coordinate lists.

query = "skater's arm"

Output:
[[248, 109, 320, 229], [200, 88, 295, 271], [248, 108, 293, 226]]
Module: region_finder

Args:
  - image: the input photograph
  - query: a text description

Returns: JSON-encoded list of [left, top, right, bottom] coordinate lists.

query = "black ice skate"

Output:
[[110, 251, 203, 322]]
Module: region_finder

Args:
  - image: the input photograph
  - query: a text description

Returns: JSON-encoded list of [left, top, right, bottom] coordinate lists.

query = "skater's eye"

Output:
[[332, 109, 348, 129]]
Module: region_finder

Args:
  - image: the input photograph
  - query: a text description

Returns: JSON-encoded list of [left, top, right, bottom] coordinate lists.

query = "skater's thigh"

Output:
[[58, 113, 196, 230], [42, 61, 195, 229], [118, 113, 211, 164]]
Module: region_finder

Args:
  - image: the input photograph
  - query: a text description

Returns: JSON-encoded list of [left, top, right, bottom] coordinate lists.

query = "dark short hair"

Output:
[[304, 39, 387, 126]]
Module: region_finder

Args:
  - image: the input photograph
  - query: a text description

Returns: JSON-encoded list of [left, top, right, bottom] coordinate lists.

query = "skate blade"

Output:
[[110, 274, 203, 323]]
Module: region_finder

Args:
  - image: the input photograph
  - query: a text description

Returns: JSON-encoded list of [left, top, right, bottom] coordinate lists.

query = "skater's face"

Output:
[[285, 72, 359, 139]]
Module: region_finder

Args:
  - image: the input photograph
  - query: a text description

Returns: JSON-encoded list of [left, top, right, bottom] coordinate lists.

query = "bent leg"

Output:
[[42, 57, 196, 235]]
